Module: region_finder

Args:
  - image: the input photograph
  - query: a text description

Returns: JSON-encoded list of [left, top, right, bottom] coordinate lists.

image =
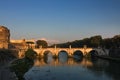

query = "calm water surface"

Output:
[[24, 52, 120, 80]]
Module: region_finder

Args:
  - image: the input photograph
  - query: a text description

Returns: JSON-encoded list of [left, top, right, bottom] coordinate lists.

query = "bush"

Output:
[[0, 49, 16, 62], [10, 58, 34, 80], [25, 49, 37, 60], [10, 49, 36, 80]]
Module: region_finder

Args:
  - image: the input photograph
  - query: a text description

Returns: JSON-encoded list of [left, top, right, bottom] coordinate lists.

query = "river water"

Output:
[[24, 52, 120, 80]]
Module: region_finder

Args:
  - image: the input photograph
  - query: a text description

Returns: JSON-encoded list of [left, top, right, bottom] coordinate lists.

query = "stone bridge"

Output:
[[33, 47, 109, 57], [34, 47, 92, 57], [18, 46, 109, 58]]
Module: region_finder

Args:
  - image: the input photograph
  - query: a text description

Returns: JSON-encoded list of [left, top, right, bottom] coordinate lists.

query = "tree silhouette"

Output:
[[36, 40, 48, 48]]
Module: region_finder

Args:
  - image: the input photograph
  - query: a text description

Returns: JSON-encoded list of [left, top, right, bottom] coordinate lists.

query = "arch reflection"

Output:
[[58, 51, 68, 64], [43, 52, 53, 64]]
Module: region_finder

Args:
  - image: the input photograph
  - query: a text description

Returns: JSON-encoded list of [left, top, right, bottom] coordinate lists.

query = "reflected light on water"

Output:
[[34, 58, 93, 67], [34, 52, 93, 67], [25, 51, 120, 80], [24, 52, 120, 80]]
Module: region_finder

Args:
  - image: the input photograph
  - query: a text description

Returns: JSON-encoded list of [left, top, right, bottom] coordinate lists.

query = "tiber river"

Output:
[[24, 52, 120, 80]]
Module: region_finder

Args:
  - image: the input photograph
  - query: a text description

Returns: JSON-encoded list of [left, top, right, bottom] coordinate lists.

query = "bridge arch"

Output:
[[88, 50, 98, 57], [42, 50, 53, 57], [33, 49, 41, 57], [73, 50, 83, 58], [58, 50, 68, 63], [58, 50, 68, 57]]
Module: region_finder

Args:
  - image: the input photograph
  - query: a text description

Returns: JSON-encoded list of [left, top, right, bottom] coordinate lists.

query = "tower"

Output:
[[0, 26, 10, 49]]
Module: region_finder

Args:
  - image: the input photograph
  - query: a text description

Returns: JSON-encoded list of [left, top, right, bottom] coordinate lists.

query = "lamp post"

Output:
[[84, 45, 87, 56]]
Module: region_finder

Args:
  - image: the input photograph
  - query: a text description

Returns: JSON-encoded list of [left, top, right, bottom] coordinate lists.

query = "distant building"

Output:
[[0, 25, 35, 49], [10, 39, 35, 49], [0, 26, 10, 49]]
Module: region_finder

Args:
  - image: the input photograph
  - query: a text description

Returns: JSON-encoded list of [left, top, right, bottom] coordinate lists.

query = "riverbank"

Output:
[[97, 55, 120, 62], [0, 49, 18, 80], [10, 49, 36, 80], [0, 60, 18, 80]]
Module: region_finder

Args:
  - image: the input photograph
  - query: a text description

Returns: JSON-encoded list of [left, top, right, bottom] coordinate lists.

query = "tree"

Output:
[[10, 49, 35, 80], [102, 35, 120, 49], [112, 35, 120, 48], [90, 35, 102, 47], [102, 38, 113, 49], [36, 40, 48, 48], [25, 49, 37, 60]]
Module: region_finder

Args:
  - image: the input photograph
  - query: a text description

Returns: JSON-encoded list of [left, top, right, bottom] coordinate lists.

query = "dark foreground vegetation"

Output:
[[0, 49, 17, 62], [10, 49, 37, 80]]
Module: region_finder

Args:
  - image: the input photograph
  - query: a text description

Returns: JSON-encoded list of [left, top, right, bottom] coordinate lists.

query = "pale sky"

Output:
[[0, 0, 120, 44]]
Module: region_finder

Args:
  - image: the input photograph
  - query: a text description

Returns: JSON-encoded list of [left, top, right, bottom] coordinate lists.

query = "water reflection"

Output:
[[58, 51, 68, 64], [43, 52, 53, 64], [24, 52, 120, 80]]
